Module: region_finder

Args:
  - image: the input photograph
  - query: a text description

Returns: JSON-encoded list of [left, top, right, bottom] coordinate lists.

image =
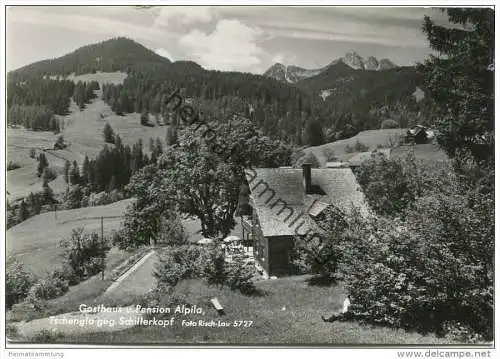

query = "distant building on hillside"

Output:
[[242, 163, 369, 277], [406, 125, 434, 144]]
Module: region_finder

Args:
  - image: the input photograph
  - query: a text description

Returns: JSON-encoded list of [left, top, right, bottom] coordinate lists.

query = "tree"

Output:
[[63, 185, 83, 209], [82, 155, 90, 185], [123, 117, 291, 244], [18, 200, 30, 222], [165, 125, 178, 146], [103, 122, 115, 144], [54, 135, 66, 150], [37, 153, 48, 177], [42, 167, 57, 182], [156, 118, 291, 238], [140, 111, 149, 126], [42, 179, 55, 205], [304, 118, 325, 146], [118, 165, 174, 248], [70, 160, 80, 185], [155, 137, 163, 155], [421, 8, 494, 168], [64, 160, 71, 184]]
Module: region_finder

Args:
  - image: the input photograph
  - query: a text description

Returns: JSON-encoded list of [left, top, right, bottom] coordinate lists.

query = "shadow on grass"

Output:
[[241, 287, 269, 297], [305, 275, 338, 287]]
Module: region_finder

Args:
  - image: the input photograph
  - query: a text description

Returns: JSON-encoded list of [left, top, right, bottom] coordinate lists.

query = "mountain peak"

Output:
[[263, 52, 399, 83], [9, 36, 172, 78], [343, 51, 365, 70]]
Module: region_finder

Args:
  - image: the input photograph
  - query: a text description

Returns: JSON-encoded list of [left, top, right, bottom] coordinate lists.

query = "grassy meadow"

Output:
[[6, 199, 133, 276], [45, 276, 453, 345]]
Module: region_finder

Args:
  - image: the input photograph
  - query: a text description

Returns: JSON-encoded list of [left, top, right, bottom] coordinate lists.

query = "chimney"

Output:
[[302, 163, 312, 194]]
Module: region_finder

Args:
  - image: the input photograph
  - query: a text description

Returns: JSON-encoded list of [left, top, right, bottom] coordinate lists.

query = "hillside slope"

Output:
[[296, 63, 423, 114], [7, 199, 133, 276], [6, 84, 165, 202], [303, 129, 448, 167], [8, 37, 171, 79]]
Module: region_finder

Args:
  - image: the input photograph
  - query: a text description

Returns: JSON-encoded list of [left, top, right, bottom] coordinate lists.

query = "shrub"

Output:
[[62, 185, 83, 210], [54, 135, 67, 150], [7, 161, 21, 171], [203, 245, 227, 288], [154, 244, 257, 294], [340, 190, 493, 340], [293, 151, 321, 168], [345, 140, 370, 153], [322, 147, 337, 162], [292, 206, 350, 278], [6, 259, 34, 309], [225, 247, 256, 294], [30, 329, 64, 343], [344, 144, 354, 153], [37, 153, 49, 177], [140, 112, 151, 126], [354, 153, 413, 216], [380, 119, 399, 129], [27, 276, 69, 301], [60, 263, 80, 286], [89, 191, 112, 206], [109, 189, 124, 203], [354, 152, 457, 217], [6, 325, 20, 340], [290, 148, 306, 166], [154, 245, 205, 290], [59, 228, 110, 281], [80, 195, 90, 208]]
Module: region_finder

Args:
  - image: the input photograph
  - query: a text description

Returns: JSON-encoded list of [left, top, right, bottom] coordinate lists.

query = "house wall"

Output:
[[253, 226, 269, 274], [268, 236, 295, 276], [251, 208, 270, 275]]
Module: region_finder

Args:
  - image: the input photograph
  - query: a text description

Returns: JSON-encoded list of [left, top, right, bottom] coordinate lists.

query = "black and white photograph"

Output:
[[1, 1, 496, 354]]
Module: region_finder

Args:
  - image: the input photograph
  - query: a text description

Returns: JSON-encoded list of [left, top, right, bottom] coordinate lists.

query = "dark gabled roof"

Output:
[[245, 167, 369, 237]]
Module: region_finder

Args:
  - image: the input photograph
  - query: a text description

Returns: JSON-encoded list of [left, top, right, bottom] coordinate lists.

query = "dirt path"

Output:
[[104, 249, 157, 295], [8, 250, 158, 341]]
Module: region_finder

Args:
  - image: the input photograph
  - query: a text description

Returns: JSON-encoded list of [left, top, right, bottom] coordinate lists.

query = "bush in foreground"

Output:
[[154, 244, 256, 294], [339, 190, 493, 340], [154, 245, 205, 290], [6, 259, 34, 310], [59, 227, 110, 282]]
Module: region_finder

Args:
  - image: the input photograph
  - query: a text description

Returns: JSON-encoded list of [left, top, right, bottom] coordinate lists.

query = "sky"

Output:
[[6, 5, 455, 74]]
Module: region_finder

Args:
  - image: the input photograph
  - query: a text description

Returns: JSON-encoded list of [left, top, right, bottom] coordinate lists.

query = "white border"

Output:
[[0, 1, 498, 358]]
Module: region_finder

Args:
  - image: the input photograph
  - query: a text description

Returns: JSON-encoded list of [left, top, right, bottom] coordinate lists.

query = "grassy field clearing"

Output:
[[305, 129, 406, 165], [6, 199, 133, 276], [7, 71, 161, 201], [303, 129, 448, 166], [53, 277, 453, 345], [49, 71, 127, 85]]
